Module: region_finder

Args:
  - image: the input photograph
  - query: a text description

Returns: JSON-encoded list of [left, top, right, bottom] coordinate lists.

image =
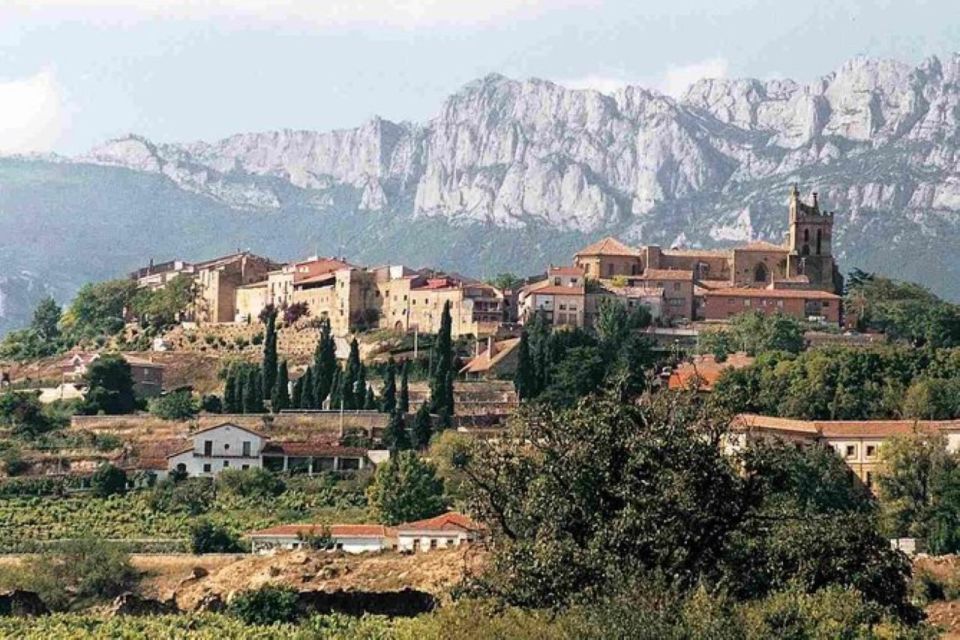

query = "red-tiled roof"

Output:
[[248, 524, 393, 538], [397, 512, 482, 532], [460, 338, 521, 375], [575, 237, 640, 257], [706, 287, 840, 300], [735, 241, 789, 252], [735, 414, 960, 438], [668, 353, 754, 391], [642, 269, 694, 281], [662, 247, 731, 258], [529, 285, 586, 296], [261, 442, 368, 457], [549, 266, 586, 276], [292, 258, 352, 283], [191, 422, 270, 439]]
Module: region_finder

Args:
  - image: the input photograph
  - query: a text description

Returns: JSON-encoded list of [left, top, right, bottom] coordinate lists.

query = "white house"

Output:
[[167, 422, 266, 477], [248, 524, 394, 554], [165, 422, 383, 478], [395, 512, 482, 553]]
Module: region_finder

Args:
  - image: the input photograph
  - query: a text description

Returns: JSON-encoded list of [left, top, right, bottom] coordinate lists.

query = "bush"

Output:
[[91, 463, 127, 497], [0, 538, 137, 611], [228, 585, 300, 625], [148, 477, 214, 515], [0, 446, 29, 477], [201, 394, 223, 413], [190, 520, 243, 554], [149, 389, 198, 421], [216, 468, 285, 499]]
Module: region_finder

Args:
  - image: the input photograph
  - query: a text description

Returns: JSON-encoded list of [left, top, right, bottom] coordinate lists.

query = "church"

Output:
[[568, 186, 843, 325]]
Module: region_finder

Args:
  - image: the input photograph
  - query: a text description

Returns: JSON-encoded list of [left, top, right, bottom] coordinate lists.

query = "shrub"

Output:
[[149, 389, 198, 421], [148, 477, 214, 515], [251, 333, 264, 346], [228, 585, 300, 625], [190, 520, 243, 554], [216, 468, 285, 499], [201, 394, 223, 413], [0, 446, 29, 477], [90, 463, 127, 497]]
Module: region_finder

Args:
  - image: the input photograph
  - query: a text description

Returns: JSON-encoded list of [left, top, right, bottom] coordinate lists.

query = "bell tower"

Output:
[[786, 185, 837, 292]]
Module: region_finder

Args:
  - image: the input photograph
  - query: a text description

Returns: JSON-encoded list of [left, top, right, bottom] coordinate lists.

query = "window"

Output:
[[224, 443, 230, 451], [559, 303, 566, 311], [866, 445, 876, 458], [845, 445, 856, 459], [430, 539, 438, 550], [553, 277, 561, 286], [242, 441, 251, 457], [241, 464, 250, 470], [203, 440, 212, 456], [203, 464, 211, 473], [223, 460, 230, 468], [607, 264, 614, 277], [673, 282, 680, 291], [743, 300, 751, 307]]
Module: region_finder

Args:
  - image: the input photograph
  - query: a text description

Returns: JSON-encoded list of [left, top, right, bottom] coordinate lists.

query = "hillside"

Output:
[[4, 54, 960, 333]]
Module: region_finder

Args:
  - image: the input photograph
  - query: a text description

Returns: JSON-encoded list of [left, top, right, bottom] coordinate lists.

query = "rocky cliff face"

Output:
[[83, 55, 960, 247]]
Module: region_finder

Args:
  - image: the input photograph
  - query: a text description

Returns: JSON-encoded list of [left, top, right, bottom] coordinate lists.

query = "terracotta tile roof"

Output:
[[138, 439, 189, 469], [733, 414, 821, 435], [248, 524, 393, 538], [460, 338, 521, 374], [642, 269, 694, 281], [397, 512, 483, 532], [529, 285, 586, 296], [736, 241, 789, 252], [668, 353, 755, 391], [696, 279, 735, 291], [292, 258, 352, 283], [123, 355, 165, 369], [575, 237, 640, 257], [735, 414, 960, 438], [662, 247, 732, 258], [549, 266, 586, 276], [706, 287, 840, 300]]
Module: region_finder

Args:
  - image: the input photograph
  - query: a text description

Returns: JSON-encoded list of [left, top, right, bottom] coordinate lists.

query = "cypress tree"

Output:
[[514, 330, 535, 401], [356, 364, 367, 407], [272, 360, 290, 412], [444, 368, 455, 417], [411, 404, 432, 450], [261, 306, 278, 400], [363, 385, 377, 410], [242, 368, 258, 413], [300, 367, 315, 409], [291, 373, 303, 409], [429, 301, 454, 414], [381, 357, 397, 414], [398, 360, 410, 413], [223, 370, 238, 413], [329, 366, 343, 410], [253, 370, 265, 413], [343, 338, 362, 410], [313, 318, 337, 407], [383, 411, 410, 453]]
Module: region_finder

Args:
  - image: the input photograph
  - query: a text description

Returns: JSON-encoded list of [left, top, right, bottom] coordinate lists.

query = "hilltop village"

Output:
[[3, 186, 960, 635]]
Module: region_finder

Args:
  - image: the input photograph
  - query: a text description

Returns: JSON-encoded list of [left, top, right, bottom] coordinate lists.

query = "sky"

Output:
[[0, 0, 958, 155]]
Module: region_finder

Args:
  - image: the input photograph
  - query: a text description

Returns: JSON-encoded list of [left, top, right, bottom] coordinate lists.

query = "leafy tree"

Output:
[[382, 411, 411, 453], [595, 297, 651, 352], [90, 463, 127, 497], [216, 467, 285, 498], [514, 330, 535, 401], [901, 378, 960, 420], [367, 451, 446, 525], [272, 360, 290, 412], [129, 275, 193, 330], [60, 279, 138, 341], [427, 430, 472, 504], [847, 273, 960, 347], [81, 355, 137, 415], [699, 312, 804, 358], [313, 317, 337, 407], [488, 273, 524, 291], [380, 357, 397, 413], [190, 519, 243, 553], [411, 404, 433, 450], [261, 305, 278, 400], [282, 301, 309, 325], [876, 431, 960, 553], [398, 360, 410, 413], [31, 296, 62, 343], [429, 301, 455, 415], [149, 389, 198, 421], [200, 394, 222, 413], [0, 391, 52, 438], [539, 345, 607, 408]]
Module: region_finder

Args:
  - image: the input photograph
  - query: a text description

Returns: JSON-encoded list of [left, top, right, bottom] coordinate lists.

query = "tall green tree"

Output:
[[243, 368, 264, 413], [31, 296, 62, 343], [343, 338, 362, 410], [291, 373, 303, 409], [313, 318, 337, 408], [223, 371, 239, 413], [411, 404, 433, 450], [81, 355, 137, 415], [381, 357, 398, 414], [363, 385, 377, 410], [514, 330, 535, 402], [0, 391, 52, 438], [366, 450, 446, 525], [261, 305, 278, 400], [329, 366, 343, 410], [356, 364, 368, 409], [429, 301, 455, 415], [398, 360, 410, 413], [382, 411, 411, 453], [272, 360, 290, 412], [299, 367, 315, 409]]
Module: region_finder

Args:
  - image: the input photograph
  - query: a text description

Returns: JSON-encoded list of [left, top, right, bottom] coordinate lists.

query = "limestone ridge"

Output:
[[81, 55, 960, 244]]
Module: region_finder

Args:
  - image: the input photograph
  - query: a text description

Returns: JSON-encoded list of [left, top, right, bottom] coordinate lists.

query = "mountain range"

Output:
[[3, 54, 960, 336]]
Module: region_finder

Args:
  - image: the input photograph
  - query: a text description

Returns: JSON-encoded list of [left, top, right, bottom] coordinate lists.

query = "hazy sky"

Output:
[[0, 0, 957, 155]]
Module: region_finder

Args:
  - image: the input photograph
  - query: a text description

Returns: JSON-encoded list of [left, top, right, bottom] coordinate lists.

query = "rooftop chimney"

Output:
[[812, 192, 819, 209]]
